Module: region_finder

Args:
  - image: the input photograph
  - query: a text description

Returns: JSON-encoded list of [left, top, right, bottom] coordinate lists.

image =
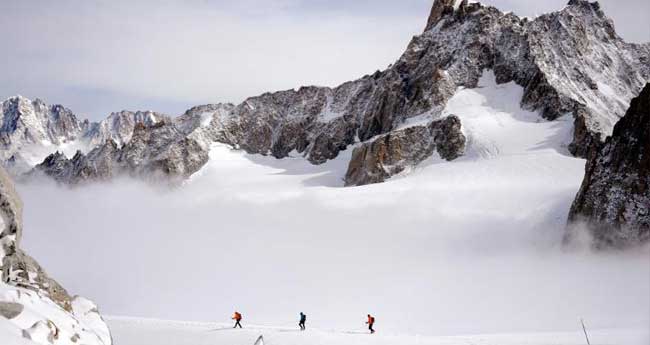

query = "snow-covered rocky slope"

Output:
[[0, 167, 111, 345], [0, 95, 169, 176], [2, 0, 648, 187]]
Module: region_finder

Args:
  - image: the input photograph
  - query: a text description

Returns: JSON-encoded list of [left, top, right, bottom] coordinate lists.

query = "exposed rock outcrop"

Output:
[[425, 0, 457, 31], [345, 115, 465, 186], [0, 301, 24, 319], [567, 84, 650, 249]]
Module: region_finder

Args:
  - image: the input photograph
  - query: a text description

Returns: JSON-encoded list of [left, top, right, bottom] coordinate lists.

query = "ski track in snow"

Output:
[[15, 71, 650, 343]]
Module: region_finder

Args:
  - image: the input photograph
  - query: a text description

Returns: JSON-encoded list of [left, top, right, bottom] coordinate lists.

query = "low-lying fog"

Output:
[[17, 145, 649, 336], [16, 77, 650, 337]]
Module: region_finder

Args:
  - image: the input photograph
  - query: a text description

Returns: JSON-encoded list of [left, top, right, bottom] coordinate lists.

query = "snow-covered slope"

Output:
[[16, 71, 649, 338], [107, 317, 649, 345], [444, 71, 575, 159], [0, 283, 111, 345]]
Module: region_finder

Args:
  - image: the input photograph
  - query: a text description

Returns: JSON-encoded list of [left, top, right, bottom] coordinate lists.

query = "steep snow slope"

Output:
[[17, 73, 650, 338], [442, 71, 574, 159], [107, 318, 649, 345]]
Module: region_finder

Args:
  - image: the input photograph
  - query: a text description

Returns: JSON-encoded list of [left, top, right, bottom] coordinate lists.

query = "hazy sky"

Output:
[[1, 0, 648, 120]]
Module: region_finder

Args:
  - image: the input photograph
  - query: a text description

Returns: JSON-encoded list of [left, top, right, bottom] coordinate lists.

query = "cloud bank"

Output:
[[16, 145, 650, 336]]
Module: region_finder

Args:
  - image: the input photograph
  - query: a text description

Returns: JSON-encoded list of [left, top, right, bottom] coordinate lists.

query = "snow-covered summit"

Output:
[[418, 0, 648, 155], [0, 96, 83, 169], [83, 110, 169, 147], [0, 96, 173, 175]]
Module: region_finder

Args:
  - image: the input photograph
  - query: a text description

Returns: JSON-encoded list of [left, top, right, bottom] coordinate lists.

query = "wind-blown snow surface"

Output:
[[15, 73, 650, 342]]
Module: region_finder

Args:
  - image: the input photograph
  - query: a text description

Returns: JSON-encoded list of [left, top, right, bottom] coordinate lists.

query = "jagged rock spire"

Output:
[[425, 0, 460, 31]]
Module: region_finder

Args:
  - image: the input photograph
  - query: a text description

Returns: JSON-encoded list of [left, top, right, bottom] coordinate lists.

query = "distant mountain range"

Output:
[[0, 0, 648, 248]]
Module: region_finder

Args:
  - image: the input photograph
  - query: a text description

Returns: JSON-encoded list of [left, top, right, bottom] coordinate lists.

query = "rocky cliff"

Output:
[[345, 115, 465, 186], [2, 0, 648, 187], [567, 84, 650, 249], [202, 0, 647, 185], [0, 166, 112, 345]]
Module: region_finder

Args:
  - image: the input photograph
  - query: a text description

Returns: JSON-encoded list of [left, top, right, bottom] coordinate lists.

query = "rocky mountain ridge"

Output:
[[567, 83, 650, 248], [1, 0, 648, 187], [0, 95, 169, 176]]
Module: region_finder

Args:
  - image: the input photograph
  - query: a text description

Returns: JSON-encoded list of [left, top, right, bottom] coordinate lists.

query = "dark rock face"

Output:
[[34, 141, 120, 185], [34, 120, 209, 184], [567, 84, 650, 248], [345, 115, 466, 186], [426, 0, 457, 31], [0, 301, 24, 319], [120, 121, 209, 179], [568, 107, 604, 158]]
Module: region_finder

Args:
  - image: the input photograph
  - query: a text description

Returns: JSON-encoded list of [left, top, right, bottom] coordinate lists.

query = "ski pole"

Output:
[[580, 318, 591, 345]]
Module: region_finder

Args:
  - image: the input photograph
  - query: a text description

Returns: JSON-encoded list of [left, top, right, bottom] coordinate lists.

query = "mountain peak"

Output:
[[564, 0, 606, 18], [3, 95, 31, 106], [567, 0, 600, 9], [425, 0, 457, 31]]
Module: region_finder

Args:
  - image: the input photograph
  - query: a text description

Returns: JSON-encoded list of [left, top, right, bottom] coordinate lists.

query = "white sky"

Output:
[[1, 0, 648, 120]]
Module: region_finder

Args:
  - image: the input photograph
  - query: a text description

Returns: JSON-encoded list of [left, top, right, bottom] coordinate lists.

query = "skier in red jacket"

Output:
[[366, 314, 375, 334], [232, 311, 243, 328]]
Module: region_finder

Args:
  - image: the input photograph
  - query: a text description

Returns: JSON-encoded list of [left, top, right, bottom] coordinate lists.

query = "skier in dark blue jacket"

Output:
[[299, 312, 307, 330]]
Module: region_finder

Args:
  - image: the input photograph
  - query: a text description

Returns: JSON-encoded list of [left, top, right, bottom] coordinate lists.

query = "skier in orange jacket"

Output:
[[232, 311, 243, 328], [366, 314, 375, 334]]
